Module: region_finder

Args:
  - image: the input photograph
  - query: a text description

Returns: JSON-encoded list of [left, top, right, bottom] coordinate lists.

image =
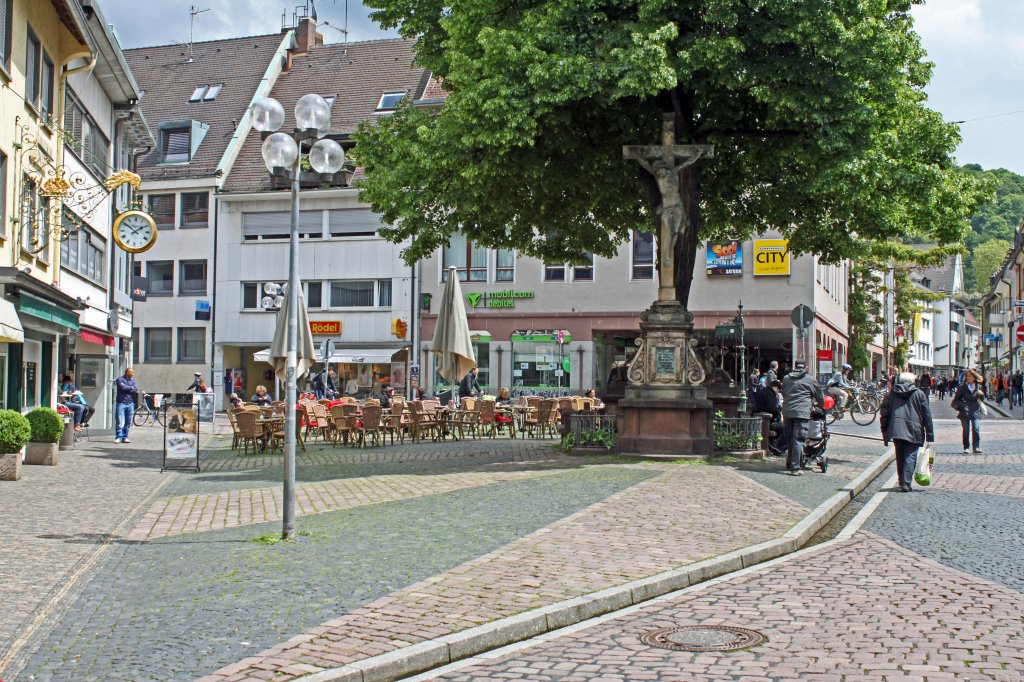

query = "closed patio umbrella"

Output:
[[270, 289, 317, 384], [431, 267, 477, 383]]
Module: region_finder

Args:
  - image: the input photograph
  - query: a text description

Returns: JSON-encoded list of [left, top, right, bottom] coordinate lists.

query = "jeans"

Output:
[[959, 412, 981, 449], [784, 418, 808, 472], [115, 402, 135, 440], [893, 439, 920, 488], [65, 402, 86, 425]]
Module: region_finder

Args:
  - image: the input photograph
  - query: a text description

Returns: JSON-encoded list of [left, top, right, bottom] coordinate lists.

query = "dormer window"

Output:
[[161, 127, 190, 163], [376, 92, 405, 110]]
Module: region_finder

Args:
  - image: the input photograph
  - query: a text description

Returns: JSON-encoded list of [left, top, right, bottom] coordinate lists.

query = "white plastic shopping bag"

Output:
[[914, 446, 934, 486]]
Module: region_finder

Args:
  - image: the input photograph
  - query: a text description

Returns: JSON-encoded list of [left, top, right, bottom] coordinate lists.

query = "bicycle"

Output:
[[133, 392, 165, 427], [824, 388, 877, 426]]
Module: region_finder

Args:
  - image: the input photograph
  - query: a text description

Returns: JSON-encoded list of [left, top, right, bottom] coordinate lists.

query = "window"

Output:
[[305, 281, 322, 308], [376, 92, 406, 110], [242, 282, 259, 309], [0, 152, 6, 241], [60, 222, 106, 284], [543, 263, 565, 282], [378, 279, 392, 307], [0, 0, 12, 74], [189, 85, 207, 102], [204, 84, 222, 100], [442, 233, 486, 281], [145, 328, 172, 362], [25, 30, 40, 110], [632, 230, 654, 280], [177, 328, 205, 363], [64, 91, 110, 178], [181, 192, 209, 227], [147, 261, 173, 296], [328, 209, 382, 237], [149, 194, 175, 229], [496, 249, 515, 282], [161, 127, 190, 163], [922, 318, 931, 330], [179, 260, 207, 295], [243, 210, 323, 240], [132, 327, 140, 364], [40, 53, 53, 118], [329, 280, 374, 307], [20, 174, 37, 253], [573, 254, 594, 281], [35, 196, 50, 263]]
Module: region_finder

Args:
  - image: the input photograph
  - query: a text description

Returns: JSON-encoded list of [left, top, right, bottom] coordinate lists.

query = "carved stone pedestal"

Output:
[[617, 301, 714, 457]]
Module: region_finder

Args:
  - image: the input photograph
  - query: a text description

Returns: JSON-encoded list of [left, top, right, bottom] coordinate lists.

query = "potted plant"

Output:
[[0, 409, 31, 480], [24, 407, 64, 466]]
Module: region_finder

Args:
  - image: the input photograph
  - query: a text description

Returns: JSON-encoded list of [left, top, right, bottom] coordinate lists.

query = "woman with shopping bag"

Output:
[[951, 369, 985, 454], [879, 371, 935, 493]]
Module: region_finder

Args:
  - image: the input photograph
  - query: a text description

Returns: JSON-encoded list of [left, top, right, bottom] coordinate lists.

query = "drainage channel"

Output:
[[804, 462, 891, 547]]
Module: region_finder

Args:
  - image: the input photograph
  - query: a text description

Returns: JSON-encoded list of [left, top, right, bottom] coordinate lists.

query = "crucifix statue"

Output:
[[624, 114, 713, 303]]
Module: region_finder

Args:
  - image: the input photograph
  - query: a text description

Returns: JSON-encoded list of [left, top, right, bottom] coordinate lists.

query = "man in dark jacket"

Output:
[[880, 371, 935, 492], [458, 367, 482, 399], [781, 361, 824, 476], [765, 361, 779, 385], [753, 380, 785, 455]]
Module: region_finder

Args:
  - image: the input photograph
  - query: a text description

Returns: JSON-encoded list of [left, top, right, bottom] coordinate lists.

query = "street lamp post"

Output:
[[252, 95, 345, 539], [737, 301, 747, 414]]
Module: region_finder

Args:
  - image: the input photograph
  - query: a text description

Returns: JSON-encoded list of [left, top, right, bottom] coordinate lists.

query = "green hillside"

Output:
[[962, 164, 1024, 292]]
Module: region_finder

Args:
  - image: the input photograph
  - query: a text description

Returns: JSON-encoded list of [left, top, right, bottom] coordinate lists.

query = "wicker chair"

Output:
[[475, 400, 497, 439], [357, 405, 384, 447], [226, 408, 242, 449], [524, 399, 557, 438], [330, 404, 354, 445], [233, 411, 262, 455], [408, 401, 440, 442], [384, 401, 408, 444]]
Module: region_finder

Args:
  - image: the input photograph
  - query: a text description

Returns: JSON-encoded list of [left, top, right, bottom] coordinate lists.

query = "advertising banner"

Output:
[[753, 239, 790, 276], [706, 240, 742, 276]]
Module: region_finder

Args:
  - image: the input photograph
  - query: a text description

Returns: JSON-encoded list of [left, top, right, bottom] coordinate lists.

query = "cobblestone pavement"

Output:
[[0, 425, 180, 673], [422, 532, 1024, 682], [5, 418, 892, 682], [414, 420, 1024, 682]]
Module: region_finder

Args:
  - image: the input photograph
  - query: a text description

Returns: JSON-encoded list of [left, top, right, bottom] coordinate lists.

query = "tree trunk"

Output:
[[674, 165, 701, 307]]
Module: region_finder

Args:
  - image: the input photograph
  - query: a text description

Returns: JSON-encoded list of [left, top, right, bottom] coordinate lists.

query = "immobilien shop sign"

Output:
[[465, 290, 535, 308]]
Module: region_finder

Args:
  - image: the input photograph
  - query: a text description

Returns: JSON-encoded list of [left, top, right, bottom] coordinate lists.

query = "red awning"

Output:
[[80, 328, 114, 347]]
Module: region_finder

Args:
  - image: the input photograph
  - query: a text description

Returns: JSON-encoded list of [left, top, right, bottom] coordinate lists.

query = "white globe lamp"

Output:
[[295, 94, 331, 136], [309, 139, 345, 174], [261, 132, 299, 172], [251, 97, 285, 133]]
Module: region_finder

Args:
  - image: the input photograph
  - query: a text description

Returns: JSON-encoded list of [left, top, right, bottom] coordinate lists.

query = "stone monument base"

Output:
[[616, 300, 715, 457]]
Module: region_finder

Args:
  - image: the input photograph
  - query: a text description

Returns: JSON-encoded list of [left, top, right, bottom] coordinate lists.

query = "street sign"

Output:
[[556, 330, 565, 345], [790, 304, 813, 329], [1014, 299, 1024, 308], [1016, 327, 1024, 343], [320, 338, 336, 361]]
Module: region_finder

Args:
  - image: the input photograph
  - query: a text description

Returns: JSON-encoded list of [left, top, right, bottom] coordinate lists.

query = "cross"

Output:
[[624, 114, 713, 302]]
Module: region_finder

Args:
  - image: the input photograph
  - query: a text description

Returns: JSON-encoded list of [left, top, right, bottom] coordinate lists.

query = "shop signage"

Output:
[[511, 330, 573, 343], [753, 239, 790, 276], [706, 240, 742, 276], [816, 349, 834, 362], [465, 290, 535, 308], [310, 320, 341, 335], [195, 300, 211, 321]]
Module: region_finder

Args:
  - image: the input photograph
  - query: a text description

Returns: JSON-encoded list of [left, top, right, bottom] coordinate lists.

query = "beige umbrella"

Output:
[[270, 289, 317, 384], [431, 267, 477, 382]]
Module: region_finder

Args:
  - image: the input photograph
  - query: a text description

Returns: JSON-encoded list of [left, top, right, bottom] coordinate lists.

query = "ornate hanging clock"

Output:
[[112, 209, 158, 253]]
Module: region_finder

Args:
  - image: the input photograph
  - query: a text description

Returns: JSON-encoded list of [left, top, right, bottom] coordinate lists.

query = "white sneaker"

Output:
[[963, 448, 970, 454], [122, 438, 131, 444], [114, 438, 123, 444]]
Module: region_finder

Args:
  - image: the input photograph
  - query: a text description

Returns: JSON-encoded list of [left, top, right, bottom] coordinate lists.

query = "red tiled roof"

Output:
[[222, 38, 429, 193], [124, 34, 289, 181]]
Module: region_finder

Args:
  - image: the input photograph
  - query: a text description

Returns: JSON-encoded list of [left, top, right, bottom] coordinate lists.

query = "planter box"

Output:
[[0, 451, 22, 480], [25, 442, 58, 466]]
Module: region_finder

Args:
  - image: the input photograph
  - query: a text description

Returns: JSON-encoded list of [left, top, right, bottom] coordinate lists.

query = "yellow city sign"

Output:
[[753, 239, 790, 276]]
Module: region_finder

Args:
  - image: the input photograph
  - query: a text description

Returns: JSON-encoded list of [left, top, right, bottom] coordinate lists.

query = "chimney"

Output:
[[294, 17, 323, 54]]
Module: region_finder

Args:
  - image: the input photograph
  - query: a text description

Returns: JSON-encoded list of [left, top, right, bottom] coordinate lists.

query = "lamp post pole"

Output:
[[738, 300, 747, 413], [282, 153, 301, 538]]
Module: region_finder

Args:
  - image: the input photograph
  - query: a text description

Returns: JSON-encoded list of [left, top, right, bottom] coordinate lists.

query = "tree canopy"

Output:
[[356, 0, 986, 305]]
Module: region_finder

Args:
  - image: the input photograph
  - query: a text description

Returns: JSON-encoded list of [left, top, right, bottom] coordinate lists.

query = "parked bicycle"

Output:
[[133, 392, 165, 426]]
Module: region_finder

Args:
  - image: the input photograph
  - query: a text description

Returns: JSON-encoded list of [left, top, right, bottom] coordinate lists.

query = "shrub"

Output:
[[26, 407, 65, 443], [0, 410, 31, 453]]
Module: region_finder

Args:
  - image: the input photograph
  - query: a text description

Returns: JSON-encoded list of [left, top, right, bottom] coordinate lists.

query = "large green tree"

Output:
[[356, 0, 985, 306]]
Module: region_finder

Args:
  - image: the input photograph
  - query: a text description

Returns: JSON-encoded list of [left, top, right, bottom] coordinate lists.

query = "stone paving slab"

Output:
[[423, 532, 1024, 682], [127, 468, 566, 540], [930, 471, 1024, 497], [200, 464, 810, 681]]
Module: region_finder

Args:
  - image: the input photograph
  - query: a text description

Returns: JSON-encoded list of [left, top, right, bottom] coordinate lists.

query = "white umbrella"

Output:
[[431, 267, 477, 383], [270, 289, 317, 384]]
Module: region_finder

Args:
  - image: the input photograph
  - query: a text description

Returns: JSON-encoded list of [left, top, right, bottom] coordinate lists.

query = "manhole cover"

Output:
[[640, 625, 766, 652]]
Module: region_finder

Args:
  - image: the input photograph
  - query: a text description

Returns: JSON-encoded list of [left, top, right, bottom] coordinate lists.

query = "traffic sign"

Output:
[[556, 330, 566, 345], [790, 304, 813, 329], [320, 338, 336, 361], [1016, 327, 1024, 343]]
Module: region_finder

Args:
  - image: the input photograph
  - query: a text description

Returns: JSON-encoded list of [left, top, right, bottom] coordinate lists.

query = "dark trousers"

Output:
[[893, 439, 920, 488], [784, 418, 808, 472], [960, 412, 981, 449]]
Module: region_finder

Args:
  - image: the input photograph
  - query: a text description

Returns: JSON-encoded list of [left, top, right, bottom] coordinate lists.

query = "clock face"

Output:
[[113, 211, 157, 253]]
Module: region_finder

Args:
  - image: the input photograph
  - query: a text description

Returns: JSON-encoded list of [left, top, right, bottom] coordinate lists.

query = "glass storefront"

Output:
[[510, 330, 572, 389], [433, 333, 490, 391]]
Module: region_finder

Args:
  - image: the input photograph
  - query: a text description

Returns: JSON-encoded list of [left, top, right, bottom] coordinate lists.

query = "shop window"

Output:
[[496, 249, 515, 281], [145, 327, 172, 362], [434, 341, 489, 391], [632, 230, 654, 280], [177, 327, 205, 363], [442, 233, 486, 281], [148, 261, 173, 296], [511, 336, 570, 389]]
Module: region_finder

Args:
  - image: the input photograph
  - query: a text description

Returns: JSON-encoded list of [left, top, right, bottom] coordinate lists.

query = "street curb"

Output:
[[298, 446, 896, 682]]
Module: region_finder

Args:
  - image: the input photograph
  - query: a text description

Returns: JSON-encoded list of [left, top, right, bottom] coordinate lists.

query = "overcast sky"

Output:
[[99, 0, 1023, 175]]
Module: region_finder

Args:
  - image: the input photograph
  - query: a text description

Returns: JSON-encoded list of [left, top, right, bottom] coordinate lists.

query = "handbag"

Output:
[[979, 400, 989, 416], [914, 446, 934, 486]]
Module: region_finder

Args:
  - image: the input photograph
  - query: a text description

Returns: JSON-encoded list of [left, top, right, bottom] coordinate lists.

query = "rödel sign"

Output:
[[310, 320, 341, 335]]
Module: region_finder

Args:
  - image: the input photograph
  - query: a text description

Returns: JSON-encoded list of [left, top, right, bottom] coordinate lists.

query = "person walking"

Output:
[[781, 361, 824, 476], [1013, 370, 1024, 408], [918, 371, 931, 398], [114, 368, 139, 444], [936, 376, 947, 400], [880, 371, 935, 493], [952, 369, 985, 454], [765, 361, 779, 385]]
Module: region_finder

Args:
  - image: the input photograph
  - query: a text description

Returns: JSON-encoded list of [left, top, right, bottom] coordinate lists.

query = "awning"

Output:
[[18, 292, 80, 331], [80, 328, 115, 347], [252, 347, 400, 364], [0, 298, 24, 343]]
